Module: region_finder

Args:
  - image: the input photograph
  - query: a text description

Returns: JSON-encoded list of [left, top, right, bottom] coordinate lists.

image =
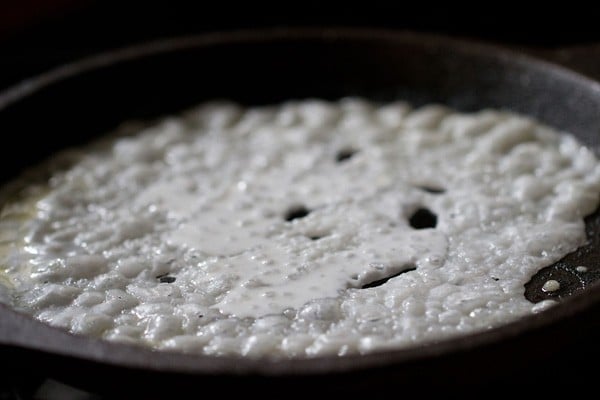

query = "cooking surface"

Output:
[[1, 5, 600, 398]]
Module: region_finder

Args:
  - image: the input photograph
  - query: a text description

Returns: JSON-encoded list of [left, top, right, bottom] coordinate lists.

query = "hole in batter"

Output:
[[335, 148, 357, 162], [284, 205, 311, 222], [417, 185, 446, 194], [361, 265, 417, 289], [156, 274, 176, 283], [308, 234, 325, 241], [409, 207, 437, 229]]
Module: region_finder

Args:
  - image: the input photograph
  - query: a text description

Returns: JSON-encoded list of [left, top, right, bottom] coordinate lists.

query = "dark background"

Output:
[[2, 1, 600, 91]]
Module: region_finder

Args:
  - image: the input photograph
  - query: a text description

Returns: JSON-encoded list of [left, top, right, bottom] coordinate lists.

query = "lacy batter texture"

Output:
[[1, 98, 599, 358]]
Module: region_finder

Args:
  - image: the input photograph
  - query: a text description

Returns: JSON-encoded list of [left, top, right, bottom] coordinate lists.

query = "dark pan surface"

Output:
[[1, 29, 600, 395]]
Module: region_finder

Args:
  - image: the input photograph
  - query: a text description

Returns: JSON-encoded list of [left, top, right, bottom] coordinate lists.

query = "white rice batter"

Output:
[[1, 98, 599, 358]]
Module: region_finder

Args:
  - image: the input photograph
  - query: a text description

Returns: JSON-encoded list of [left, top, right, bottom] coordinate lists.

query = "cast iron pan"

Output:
[[1, 29, 600, 397]]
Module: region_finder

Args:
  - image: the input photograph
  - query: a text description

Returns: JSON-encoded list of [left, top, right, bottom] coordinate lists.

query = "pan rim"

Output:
[[2, 27, 600, 110]]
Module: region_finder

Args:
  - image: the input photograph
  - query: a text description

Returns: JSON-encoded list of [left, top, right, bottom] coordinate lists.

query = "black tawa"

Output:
[[0, 29, 599, 397]]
